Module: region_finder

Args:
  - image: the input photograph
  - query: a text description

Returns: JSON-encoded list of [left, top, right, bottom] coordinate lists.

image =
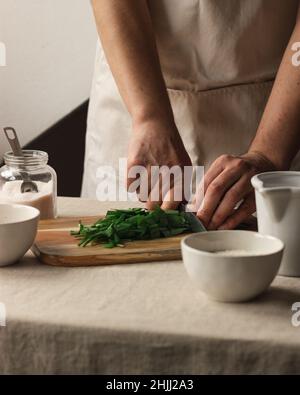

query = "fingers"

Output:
[[193, 155, 226, 209], [207, 173, 254, 230], [217, 193, 256, 230], [147, 174, 181, 211], [202, 154, 228, 193], [145, 166, 185, 210], [126, 161, 139, 191], [127, 163, 151, 202], [196, 165, 245, 227], [145, 175, 163, 210], [161, 187, 181, 210]]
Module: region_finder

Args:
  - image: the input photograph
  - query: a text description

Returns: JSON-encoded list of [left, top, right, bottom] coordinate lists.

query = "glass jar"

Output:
[[0, 150, 57, 219]]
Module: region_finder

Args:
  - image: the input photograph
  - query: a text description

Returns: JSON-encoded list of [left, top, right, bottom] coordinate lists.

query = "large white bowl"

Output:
[[0, 204, 40, 267], [181, 231, 284, 302]]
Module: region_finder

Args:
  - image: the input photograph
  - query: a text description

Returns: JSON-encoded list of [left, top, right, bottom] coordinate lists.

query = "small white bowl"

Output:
[[181, 231, 284, 302], [0, 204, 40, 267]]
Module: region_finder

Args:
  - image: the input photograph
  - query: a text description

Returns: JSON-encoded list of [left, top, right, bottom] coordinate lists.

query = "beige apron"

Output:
[[82, 0, 300, 199]]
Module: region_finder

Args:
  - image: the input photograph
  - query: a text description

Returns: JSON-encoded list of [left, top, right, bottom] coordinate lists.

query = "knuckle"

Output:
[[197, 208, 210, 222], [210, 181, 222, 194], [234, 158, 246, 170], [213, 212, 225, 225], [227, 188, 241, 201], [219, 154, 232, 163]]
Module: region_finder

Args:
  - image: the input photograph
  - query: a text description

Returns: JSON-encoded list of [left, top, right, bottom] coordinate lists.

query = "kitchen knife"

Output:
[[179, 203, 207, 232]]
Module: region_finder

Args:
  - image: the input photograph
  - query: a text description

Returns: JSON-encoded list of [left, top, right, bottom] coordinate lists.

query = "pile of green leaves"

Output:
[[71, 207, 195, 248]]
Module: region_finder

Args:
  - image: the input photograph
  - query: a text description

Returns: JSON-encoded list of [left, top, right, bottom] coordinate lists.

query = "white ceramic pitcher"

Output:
[[252, 172, 300, 277]]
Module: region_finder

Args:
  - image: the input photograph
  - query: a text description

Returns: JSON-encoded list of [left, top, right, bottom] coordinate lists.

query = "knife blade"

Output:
[[178, 203, 207, 232]]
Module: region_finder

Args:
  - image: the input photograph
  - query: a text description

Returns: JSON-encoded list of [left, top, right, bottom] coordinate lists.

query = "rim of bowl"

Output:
[[0, 204, 40, 226], [252, 171, 300, 191], [181, 230, 284, 258]]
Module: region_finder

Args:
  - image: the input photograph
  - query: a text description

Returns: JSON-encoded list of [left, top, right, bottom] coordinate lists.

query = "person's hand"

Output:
[[195, 152, 276, 230], [127, 119, 192, 209]]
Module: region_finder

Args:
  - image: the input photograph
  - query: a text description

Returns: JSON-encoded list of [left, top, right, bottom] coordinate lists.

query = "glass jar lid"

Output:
[[4, 150, 48, 170]]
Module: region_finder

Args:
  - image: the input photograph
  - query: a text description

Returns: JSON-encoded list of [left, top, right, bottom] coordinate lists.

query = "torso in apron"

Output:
[[82, 0, 299, 198]]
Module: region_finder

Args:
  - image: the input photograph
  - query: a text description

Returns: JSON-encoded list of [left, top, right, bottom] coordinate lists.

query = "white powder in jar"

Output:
[[0, 180, 55, 220]]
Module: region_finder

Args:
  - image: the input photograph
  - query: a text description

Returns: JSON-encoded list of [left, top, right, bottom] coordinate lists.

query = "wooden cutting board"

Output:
[[32, 216, 190, 267]]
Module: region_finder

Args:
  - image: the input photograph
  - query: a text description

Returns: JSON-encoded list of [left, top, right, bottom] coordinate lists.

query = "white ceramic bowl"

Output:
[[0, 204, 40, 267], [181, 231, 284, 302]]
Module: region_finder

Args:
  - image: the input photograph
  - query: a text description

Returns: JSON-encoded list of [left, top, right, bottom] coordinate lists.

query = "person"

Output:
[[82, 0, 300, 230]]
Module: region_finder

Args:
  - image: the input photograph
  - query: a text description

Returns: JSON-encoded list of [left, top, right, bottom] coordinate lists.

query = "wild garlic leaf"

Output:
[[71, 206, 199, 248]]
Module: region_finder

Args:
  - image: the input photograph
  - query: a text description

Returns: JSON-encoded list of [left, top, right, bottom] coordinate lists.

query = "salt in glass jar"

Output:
[[0, 150, 57, 219]]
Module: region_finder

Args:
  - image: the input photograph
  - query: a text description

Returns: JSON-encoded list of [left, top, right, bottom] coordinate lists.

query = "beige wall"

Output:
[[0, 0, 97, 158]]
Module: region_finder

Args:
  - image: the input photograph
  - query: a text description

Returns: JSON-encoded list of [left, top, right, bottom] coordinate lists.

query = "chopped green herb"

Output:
[[71, 206, 198, 248]]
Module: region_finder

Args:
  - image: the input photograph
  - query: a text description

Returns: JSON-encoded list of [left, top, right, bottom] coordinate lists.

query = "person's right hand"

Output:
[[127, 119, 192, 210]]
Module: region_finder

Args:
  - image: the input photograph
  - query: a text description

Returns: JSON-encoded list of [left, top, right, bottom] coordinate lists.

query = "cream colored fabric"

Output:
[[82, 0, 300, 198], [0, 197, 300, 374]]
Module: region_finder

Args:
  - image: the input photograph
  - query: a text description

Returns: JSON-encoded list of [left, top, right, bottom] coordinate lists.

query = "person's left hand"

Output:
[[195, 152, 276, 230]]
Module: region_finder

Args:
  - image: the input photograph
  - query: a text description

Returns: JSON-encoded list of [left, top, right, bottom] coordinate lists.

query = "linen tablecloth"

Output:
[[0, 197, 300, 374]]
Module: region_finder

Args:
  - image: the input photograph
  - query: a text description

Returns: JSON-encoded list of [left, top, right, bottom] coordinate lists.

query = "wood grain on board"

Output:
[[32, 216, 187, 267]]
